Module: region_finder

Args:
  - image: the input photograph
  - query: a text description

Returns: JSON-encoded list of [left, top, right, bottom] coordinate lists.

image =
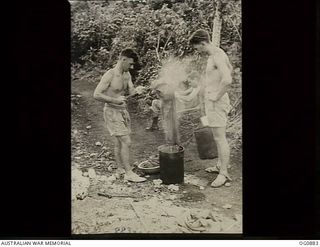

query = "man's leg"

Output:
[[146, 100, 160, 131], [114, 137, 125, 174], [118, 135, 132, 173], [211, 127, 231, 187], [118, 135, 146, 182]]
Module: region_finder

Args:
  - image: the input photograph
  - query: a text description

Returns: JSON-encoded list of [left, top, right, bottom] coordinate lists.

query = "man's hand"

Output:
[[114, 96, 127, 105]]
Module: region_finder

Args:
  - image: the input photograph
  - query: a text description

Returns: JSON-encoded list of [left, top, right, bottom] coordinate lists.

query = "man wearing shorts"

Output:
[[189, 29, 233, 187], [93, 48, 146, 183]]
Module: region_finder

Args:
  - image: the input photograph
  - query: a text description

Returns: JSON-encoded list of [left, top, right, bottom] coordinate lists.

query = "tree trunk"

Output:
[[212, 0, 222, 47]]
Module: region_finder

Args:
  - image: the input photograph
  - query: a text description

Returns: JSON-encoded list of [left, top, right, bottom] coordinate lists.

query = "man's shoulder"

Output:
[[100, 68, 115, 83], [107, 68, 116, 74], [213, 47, 227, 57], [103, 68, 116, 77]]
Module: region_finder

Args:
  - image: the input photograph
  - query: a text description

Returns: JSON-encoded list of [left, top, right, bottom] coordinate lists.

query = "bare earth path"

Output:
[[71, 79, 242, 234]]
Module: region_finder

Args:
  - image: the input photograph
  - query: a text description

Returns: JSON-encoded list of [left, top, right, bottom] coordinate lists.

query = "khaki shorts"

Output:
[[103, 104, 131, 136], [205, 94, 231, 127]]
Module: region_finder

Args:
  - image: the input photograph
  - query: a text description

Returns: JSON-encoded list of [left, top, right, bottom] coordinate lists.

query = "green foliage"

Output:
[[71, 0, 241, 81], [71, 0, 242, 149]]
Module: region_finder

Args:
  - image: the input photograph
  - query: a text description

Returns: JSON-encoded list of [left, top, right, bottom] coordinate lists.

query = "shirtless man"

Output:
[[189, 29, 233, 187], [93, 48, 146, 182]]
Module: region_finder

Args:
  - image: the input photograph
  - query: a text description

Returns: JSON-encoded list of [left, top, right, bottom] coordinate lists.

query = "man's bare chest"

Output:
[[109, 73, 130, 93], [206, 57, 218, 74]]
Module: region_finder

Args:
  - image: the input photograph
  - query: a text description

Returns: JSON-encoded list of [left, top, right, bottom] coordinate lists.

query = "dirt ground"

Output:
[[71, 79, 242, 234]]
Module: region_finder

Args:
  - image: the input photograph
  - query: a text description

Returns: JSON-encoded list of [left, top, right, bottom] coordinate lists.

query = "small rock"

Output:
[[74, 156, 81, 160], [90, 153, 98, 158], [86, 125, 92, 129], [76, 95, 82, 98], [95, 141, 102, 146], [153, 179, 163, 188], [73, 130, 78, 134], [83, 172, 89, 177], [88, 168, 96, 179], [182, 191, 187, 194], [168, 184, 179, 192], [108, 175, 117, 182], [225, 182, 231, 187], [102, 146, 108, 150], [222, 204, 232, 209], [199, 186, 205, 190], [84, 132, 88, 135], [76, 192, 87, 200], [233, 214, 242, 222], [107, 166, 113, 172], [168, 195, 177, 200], [145, 175, 150, 178], [153, 179, 163, 185], [133, 161, 139, 167]]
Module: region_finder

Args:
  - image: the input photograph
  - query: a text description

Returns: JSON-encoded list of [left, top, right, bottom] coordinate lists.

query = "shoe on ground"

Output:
[[124, 172, 146, 183], [211, 173, 232, 188]]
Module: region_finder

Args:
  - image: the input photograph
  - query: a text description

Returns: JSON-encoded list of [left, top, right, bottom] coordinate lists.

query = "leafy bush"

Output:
[[71, 0, 242, 148], [71, 0, 241, 76]]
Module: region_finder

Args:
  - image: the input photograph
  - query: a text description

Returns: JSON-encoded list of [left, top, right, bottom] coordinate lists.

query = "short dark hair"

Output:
[[120, 48, 138, 63], [189, 29, 210, 45]]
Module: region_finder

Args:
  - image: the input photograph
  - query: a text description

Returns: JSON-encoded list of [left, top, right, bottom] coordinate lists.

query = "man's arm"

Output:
[[213, 52, 233, 101], [127, 74, 137, 96], [93, 70, 122, 104]]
